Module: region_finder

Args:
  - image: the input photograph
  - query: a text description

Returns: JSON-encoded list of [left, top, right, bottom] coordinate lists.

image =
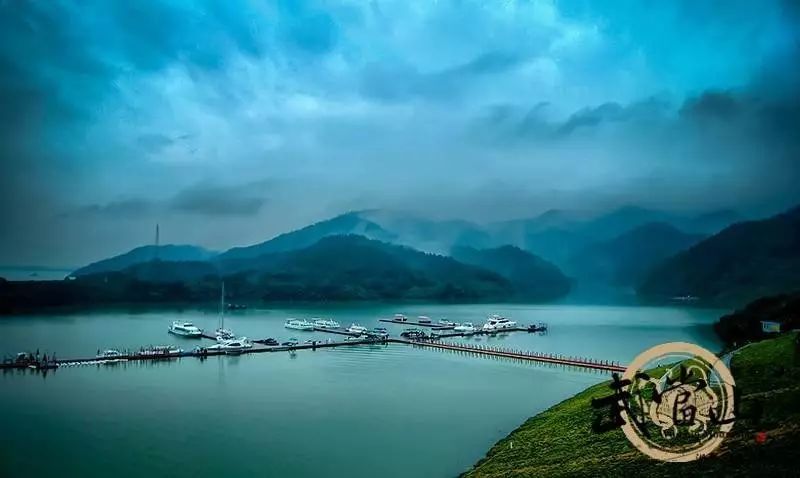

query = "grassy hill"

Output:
[[464, 332, 800, 477]]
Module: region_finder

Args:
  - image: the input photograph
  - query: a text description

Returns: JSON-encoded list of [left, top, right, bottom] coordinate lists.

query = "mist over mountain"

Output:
[[218, 212, 397, 261], [483, 206, 739, 270], [568, 222, 705, 286], [638, 205, 800, 305], [358, 210, 493, 255], [65, 205, 746, 295], [451, 245, 571, 301]]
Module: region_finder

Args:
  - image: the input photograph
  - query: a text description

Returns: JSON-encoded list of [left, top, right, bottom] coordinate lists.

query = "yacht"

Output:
[[221, 338, 252, 350], [313, 318, 341, 329], [346, 324, 368, 334], [454, 322, 477, 333], [216, 282, 236, 342], [393, 314, 407, 322], [285, 319, 315, 331], [482, 315, 517, 332], [439, 319, 456, 326], [207, 338, 252, 351], [96, 349, 123, 359], [168, 321, 203, 337], [417, 316, 432, 324]]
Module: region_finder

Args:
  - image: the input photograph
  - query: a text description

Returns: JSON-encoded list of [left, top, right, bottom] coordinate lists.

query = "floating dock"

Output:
[[2, 321, 624, 374]]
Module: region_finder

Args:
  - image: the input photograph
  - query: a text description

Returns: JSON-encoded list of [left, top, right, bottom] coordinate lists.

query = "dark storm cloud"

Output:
[[66, 199, 156, 219], [169, 183, 267, 216], [556, 97, 672, 136], [66, 181, 271, 219], [2, 0, 800, 267], [680, 91, 742, 120]]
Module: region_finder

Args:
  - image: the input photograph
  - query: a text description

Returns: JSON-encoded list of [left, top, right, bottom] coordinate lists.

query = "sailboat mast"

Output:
[[220, 282, 225, 329]]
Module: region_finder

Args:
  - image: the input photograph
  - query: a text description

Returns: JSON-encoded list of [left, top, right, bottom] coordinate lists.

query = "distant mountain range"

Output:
[[72, 244, 217, 277], [485, 206, 740, 270], [218, 212, 396, 261], [2, 236, 569, 310], [71, 205, 742, 278], [567, 222, 705, 286], [39, 203, 782, 308], [111, 235, 572, 302], [638, 205, 800, 304], [451, 245, 571, 301]]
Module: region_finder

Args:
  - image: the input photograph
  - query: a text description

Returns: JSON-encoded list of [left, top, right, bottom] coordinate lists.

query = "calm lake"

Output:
[[0, 304, 723, 477]]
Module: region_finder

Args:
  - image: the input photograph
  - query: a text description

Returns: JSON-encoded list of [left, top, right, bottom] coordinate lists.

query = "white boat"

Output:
[[417, 316, 432, 324], [285, 319, 315, 331], [168, 321, 203, 337], [393, 314, 407, 322], [454, 322, 477, 333], [439, 319, 456, 326], [346, 324, 368, 334], [313, 318, 341, 329], [482, 315, 517, 332], [97, 349, 122, 358], [220, 338, 252, 350], [216, 282, 236, 341]]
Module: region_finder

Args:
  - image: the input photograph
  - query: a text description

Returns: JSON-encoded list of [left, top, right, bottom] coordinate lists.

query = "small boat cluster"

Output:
[[2, 351, 58, 370], [3, 311, 545, 372], [387, 313, 517, 333]]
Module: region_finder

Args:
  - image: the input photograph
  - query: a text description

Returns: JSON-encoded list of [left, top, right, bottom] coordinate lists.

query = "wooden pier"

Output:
[[1, 337, 388, 370], [401, 339, 626, 373]]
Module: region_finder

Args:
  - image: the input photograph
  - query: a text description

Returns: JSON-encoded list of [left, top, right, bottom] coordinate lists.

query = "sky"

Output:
[[1, 0, 799, 267]]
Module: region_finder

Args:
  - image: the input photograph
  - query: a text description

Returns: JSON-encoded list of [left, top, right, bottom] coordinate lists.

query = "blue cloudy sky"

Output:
[[1, 0, 799, 266]]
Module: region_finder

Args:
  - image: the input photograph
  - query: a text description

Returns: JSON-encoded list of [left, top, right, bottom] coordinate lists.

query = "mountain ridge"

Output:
[[638, 204, 800, 305]]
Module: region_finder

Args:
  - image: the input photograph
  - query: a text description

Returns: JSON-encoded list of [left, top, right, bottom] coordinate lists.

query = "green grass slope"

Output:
[[465, 332, 800, 477]]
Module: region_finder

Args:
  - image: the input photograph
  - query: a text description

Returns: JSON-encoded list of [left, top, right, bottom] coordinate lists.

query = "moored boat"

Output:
[[206, 337, 252, 350], [346, 324, 368, 334], [168, 321, 203, 337], [285, 319, 315, 331], [481, 315, 517, 332], [454, 322, 477, 333], [313, 318, 341, 329]]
